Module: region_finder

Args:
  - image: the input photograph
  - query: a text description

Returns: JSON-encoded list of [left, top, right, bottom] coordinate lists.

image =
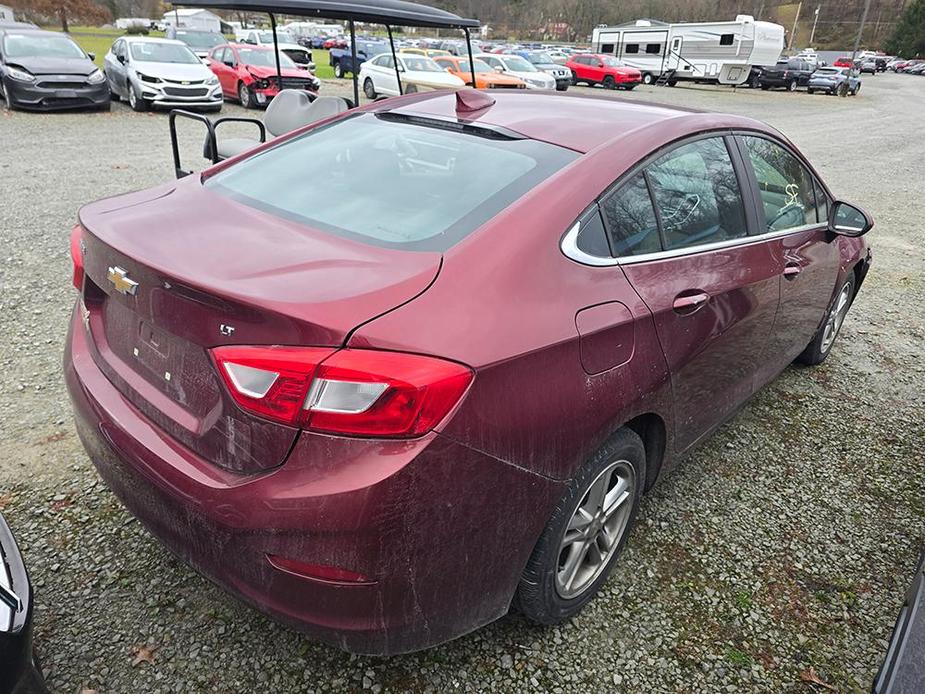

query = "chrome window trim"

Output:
[[0, 545, 16, 632], [561, 220, 826, 267]]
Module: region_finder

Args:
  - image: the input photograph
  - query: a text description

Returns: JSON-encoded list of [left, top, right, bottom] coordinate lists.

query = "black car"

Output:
[[0, 29, 110, 111], [758, 57, 815, 91], [0, 513, 47, 694], [874, 549, 925, 693]]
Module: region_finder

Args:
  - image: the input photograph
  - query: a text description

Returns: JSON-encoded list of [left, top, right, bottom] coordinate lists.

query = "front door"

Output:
[[667, 37, 683, 71], [602, 136, 781, 451], [735, 135, 842, 373]]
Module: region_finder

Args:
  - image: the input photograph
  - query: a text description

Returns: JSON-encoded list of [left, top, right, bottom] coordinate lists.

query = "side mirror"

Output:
[[829, 201, 873, 236], [224, 59, 235, 67], [597, 61, 604, 67], [117, 54, 125, 64], [445, 67, 453, 73], [494, 65, 503, 73], [88, 52, 96, 61]]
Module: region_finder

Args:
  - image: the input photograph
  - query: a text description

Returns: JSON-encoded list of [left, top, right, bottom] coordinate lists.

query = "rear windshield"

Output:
[[206, 113, 577, 252]]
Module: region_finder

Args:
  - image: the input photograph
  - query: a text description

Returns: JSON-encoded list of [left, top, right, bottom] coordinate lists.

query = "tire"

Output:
[[570, 70, 578, 86], [363, 77, 377, 99], [333, 62, 344, 79], [642, 72, 653, 85], [623, 84, 636, 91], [796, 274, 856, 366], [852, 83, 861, 96], [602, 75, 615, 90], [667, 78, 678, 87], [749, 74, 761, 88], [515, 428, 646, 624], [788, 79, 798, 92], [807, 88, 815, 94], [127, 84, 147, 112], [238, 82, 255, 109], [556, 83, 568, 92], [838, 82, 849, 97], [760, 84, 770, 90]]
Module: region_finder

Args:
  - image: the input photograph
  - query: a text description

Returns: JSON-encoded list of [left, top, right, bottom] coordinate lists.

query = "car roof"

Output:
[[0, 28, 69, 39], [380, 91, 772, 154]]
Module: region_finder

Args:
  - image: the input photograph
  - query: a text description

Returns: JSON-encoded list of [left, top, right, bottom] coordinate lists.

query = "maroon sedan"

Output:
[[65, 90, 872, 655]]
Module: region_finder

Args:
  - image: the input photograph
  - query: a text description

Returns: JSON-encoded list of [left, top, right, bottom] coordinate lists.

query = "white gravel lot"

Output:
[[0, 74, 923, 693]]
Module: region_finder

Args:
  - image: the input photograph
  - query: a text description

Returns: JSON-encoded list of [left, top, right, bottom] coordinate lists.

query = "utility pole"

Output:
[[787, 1, 802, 51], [851, 0, 873, 61], [809, 5, 820, 46]]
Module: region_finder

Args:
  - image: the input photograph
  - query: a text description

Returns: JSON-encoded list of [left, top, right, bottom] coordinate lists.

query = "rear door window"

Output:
[[741, 136, 817, 232], [646, 138, 748, 250]]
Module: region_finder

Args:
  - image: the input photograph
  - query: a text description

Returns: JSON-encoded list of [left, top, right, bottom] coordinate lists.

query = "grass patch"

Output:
[[734, 590, 752, 611], [725, 647, 752, 667]]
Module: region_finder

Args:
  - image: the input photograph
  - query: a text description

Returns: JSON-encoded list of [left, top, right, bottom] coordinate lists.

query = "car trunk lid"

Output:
[[76, 178, 441, 474]]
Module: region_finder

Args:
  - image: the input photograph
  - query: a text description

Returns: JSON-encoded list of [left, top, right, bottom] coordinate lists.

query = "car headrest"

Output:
[[265, 91, 349, 138]]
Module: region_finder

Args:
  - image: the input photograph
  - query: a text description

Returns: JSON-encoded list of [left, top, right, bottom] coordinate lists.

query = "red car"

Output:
[[206, 43, 319, 109], [834, 56, 856, 68], [66, 89, 872, 655], [567, 53, 642, 89], [323, 37, 347, 50]]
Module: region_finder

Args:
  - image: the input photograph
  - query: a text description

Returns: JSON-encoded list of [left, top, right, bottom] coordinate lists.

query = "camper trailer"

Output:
[[591, 16, 784, 85]]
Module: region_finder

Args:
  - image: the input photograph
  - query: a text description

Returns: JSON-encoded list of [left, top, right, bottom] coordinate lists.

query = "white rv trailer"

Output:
[[592, 16, 784, 85]]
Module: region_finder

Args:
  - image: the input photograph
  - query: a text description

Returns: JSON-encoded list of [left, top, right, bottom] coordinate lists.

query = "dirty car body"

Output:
[[65, 90, 872, 655]]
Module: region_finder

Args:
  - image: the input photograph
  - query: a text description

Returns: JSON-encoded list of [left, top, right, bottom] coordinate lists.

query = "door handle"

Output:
[[783, 263, 802, 280], [672, 292, 710, 314]]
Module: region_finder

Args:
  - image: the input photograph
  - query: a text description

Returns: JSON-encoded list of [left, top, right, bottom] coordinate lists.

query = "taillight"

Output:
[[210, 346, 473, 438], [70, 224, 84, 290]]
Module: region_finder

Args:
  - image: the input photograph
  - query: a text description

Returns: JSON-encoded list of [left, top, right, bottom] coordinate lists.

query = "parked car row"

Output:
[[0, 25, 321, 112], [748, 57, 864, 97]]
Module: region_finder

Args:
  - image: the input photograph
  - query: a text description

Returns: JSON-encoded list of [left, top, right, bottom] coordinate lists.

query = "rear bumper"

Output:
[[0, 515, 48, 694], [64, 305, 563, 654], [3, 76, 110, 111]]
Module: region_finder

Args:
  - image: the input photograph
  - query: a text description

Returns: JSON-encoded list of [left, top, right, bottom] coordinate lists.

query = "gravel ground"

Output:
[[1, 74, 924, 693]]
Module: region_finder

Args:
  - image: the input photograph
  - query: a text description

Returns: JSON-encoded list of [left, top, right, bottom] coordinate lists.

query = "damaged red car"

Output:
[[205, 43, 320, 108], [65, 88, 872, 655]]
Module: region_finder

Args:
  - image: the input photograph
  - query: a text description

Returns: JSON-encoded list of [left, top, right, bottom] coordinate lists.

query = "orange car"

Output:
[[434, 55, 526, 89]]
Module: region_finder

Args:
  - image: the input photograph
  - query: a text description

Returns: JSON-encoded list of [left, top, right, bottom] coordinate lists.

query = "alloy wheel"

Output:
[[820, 281, 852, 353], [555, 460, 636, 599]]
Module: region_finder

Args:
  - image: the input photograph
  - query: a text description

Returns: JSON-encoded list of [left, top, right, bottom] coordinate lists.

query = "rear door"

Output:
[[735, 134, 841, 370], [604, 135, 781, 451]]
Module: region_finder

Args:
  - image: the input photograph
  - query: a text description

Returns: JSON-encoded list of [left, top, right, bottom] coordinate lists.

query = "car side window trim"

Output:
[[560, 129, 830, 268]]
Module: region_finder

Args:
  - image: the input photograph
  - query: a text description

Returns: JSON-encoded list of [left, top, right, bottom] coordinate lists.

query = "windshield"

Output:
[[2, 33, 85, 59], [815, 68, 839, 75], [176, 31, 226, 49], [237, 48, 296, 68], [206, 114, 578, 252], [502, 55, 537, 72], [401, 56, 443, 72], [450, 59, 491, 73], [257, 30, 295, 43], [602, 56, 625, 67], [130, 41, 199, 64], [525, 51, 555, 65]]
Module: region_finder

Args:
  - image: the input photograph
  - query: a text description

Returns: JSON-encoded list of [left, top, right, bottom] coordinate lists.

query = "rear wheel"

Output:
[[807, 88, 815, 94], [788, 78, 798, 91], [238, 82, 255, 109], [602, 75, 615, 90], [515, 428, 645, 624], [641, 72, 653, 85], [796, 274, 856, 365], [852, 83, 861, 96], [363, 77, 377, 99], [333, 62, 345, 79]]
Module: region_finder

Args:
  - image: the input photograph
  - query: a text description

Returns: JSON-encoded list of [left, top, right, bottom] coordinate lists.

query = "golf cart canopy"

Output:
[[171, 0, 479, 28]]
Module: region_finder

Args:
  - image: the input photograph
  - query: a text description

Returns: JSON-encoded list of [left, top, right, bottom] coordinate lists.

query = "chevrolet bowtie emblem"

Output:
[[182, 81, 190, 85], [107, 266, 138, 296]]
